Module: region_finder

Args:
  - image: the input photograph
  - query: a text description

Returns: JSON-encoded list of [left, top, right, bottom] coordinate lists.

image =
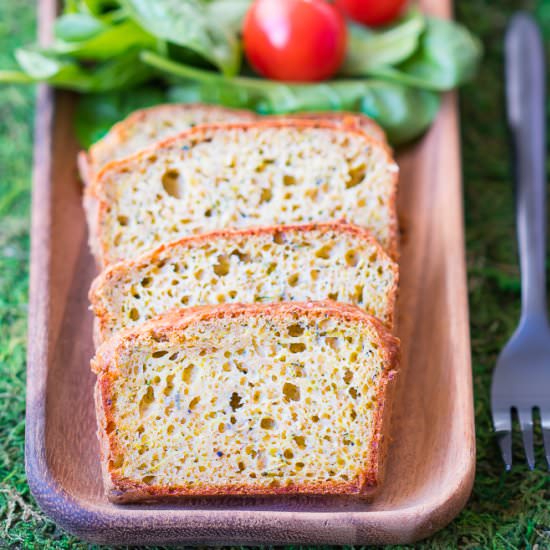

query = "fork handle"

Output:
[[505, 14, 548, 321]]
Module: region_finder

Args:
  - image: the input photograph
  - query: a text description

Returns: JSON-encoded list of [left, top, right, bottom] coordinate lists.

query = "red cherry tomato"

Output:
[[335, 0, 408, 27], [243, 0, 347, 82]]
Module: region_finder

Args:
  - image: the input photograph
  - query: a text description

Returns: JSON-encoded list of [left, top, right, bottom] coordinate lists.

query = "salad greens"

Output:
[[0, 0, 482, 146]]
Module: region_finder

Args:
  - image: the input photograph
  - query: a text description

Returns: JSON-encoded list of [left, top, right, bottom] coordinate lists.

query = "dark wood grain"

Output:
[[25, 0, 475, 544]]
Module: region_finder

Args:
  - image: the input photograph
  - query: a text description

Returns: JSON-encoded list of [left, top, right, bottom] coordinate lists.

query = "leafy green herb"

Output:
[[52, 18, 156, 60], [341, 9, 425, 74], [54, 13, 107, 41], [150, 50, 440, 144], [122, 0, 242, 76], [5, 47, 152, 92], [368, 17, 483, 91]]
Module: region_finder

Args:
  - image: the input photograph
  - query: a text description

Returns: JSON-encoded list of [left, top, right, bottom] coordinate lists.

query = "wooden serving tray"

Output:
[[25, 0, 475, 545]]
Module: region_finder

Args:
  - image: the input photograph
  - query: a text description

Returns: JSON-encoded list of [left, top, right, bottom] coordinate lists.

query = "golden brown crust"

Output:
[[86, 119, 399, 266], [88, 221, 399, 342], [92, 300, 400, 502]]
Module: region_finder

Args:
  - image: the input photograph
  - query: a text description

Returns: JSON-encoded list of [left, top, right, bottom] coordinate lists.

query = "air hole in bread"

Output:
[[182, 364, 195, 384], [129, 308, 140, 321], [315, 242, 334, 259], [282, 382, 300, 402], [345, 249, 359, 267], [346, 163, 366, 189], [259, 188, 272, 203], [152, 350, 168, 358], [326, 337, 339, 351], [289, 343, 306, 353], [213, 255, 230, 277], [230, 392, 243, 411], [260, 417, 275, 429], [117, 215, 129, 226], [287, 273, 299, 287], [188, 396, 200, 411], [287, 324, 304, 337], [283, 174, 297, 186], [161, 168, 182, 198], [138, 386, 154, 417]]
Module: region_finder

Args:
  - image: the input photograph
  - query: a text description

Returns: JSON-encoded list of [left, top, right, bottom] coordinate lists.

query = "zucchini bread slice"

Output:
[[86, 120, 399, 266], [79, 104, 387, 184], [92, 301, 399, 502], [78, 104, 256, 185], [90, 222, 398, 343]]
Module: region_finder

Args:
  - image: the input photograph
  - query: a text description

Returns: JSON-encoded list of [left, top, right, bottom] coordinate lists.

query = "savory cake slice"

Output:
[[86, 120, 399, 266], [89, 222, 398, 344], [78, 104, 256, 185], [92, 301, 399, 502], [78, 104, 387, 185]]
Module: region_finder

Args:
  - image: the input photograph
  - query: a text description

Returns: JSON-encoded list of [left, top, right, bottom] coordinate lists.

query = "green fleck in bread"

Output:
[[78, 104, 257, 185], [90, 222, 398, 344], [78, 104, 387, 184], [86, 120, 399, 266], [92, 301, 399, 502]]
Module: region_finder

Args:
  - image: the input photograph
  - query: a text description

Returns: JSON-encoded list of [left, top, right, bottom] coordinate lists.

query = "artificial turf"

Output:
[[0, 0, 549, 548]]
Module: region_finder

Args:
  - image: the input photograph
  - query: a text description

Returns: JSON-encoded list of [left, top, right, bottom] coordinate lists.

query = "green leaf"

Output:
[[51, 19, 156, 61], [75, 86, 166, 146], [122, 0, 242, 76], [369, 17, 483, 91], [13, 47, 153, 92], [205, 0, 252, 35], [359, 80, 441, 144], [341, 10, 425, 75], [142, 51, 440, 144], [54, 13, 106, 41]]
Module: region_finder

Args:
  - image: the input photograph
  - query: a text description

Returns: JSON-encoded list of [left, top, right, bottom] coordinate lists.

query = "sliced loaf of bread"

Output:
[[79, 104, 387, 184], [78, 104, 256, 185], [86, 120, 399, 266], [92, 301, 399, 502], [89, 222, 398, 343]]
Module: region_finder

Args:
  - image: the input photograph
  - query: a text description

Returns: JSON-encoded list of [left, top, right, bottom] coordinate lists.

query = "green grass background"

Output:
[[1, 0, 550, 548]]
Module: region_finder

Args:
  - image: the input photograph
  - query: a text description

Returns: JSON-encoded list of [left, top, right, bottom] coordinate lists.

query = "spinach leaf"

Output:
[[341, 10, 425, 75], [52, 19, 156, 61], [205, 0, 252, 35], [122, 0, 242, 76], [12, 47, 153, 92], [369, 17, 482, 91], [75, 86, 166, 146], [143, 51, 440, 144], [55, 13, 106, 41]]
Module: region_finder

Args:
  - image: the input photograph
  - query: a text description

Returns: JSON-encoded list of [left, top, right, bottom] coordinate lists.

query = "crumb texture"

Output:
[[96, 124, 398, 264], [98, 305, 396, 495], [92, 224, 397, 341]]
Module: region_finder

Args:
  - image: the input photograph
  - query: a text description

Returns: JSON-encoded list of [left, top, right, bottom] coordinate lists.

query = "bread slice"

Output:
[[92, 301, 399, 502], [78, 104, 387, 185], [90, 222, 398, 344], [86, 120, 399, 266], [78, 104, 256, 185]]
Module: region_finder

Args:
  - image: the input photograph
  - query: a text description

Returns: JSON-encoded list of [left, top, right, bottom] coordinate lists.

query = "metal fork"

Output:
[[491, 13, 550, 471]]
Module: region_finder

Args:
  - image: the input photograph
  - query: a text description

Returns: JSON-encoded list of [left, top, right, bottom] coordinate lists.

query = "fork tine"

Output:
[[492, 408, 513, 471], [517, 408, 535, 470], [540, 407, 550, 470]]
